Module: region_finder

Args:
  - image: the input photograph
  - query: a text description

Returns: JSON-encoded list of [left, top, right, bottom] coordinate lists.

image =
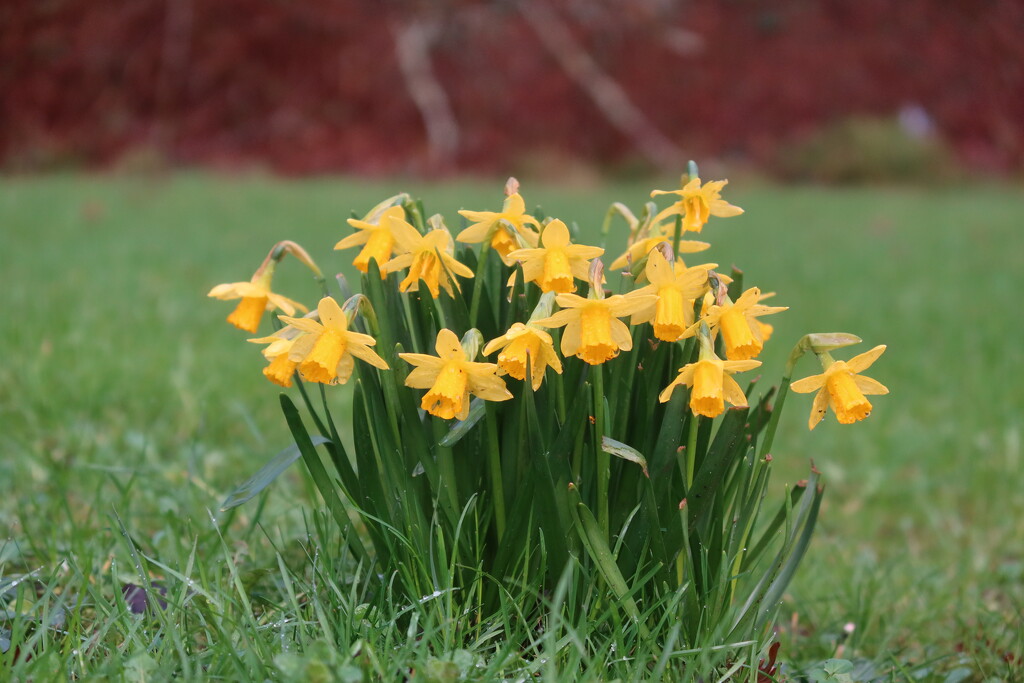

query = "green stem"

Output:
[[469, 241, 492, 328], [433, 418, 460, 519], [593, 363, 610, 537], [758, 338, 812, 460], [684, 412, 699, 491], [672, 214, 683, 258], [485, 404, 506, 540]]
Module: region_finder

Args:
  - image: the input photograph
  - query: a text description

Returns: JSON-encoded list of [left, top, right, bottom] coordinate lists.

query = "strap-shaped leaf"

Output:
[[567, 483, 649, 638], [220, 435, 330, 511], [601, 436, 649, 477], [438, 398, 486, 447]]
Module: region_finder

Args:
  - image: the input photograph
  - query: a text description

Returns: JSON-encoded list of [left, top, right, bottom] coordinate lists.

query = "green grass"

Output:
[[2, 173, 1023, 680]]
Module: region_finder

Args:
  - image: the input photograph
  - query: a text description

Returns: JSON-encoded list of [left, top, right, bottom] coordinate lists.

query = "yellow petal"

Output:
[[317, 297, 347, 330], [434, 329, 464, 360], [790, 373, 827, 393], [722, 374, 748, 409], [404, 364, 442, 389], [709, 199, 744, 218], [278, 316, 323, 335], [455, 221, 491, 244], [609, 317, 633, 351], [645, 249, 674, 286], [348, 341, 390, 370], [853, 375, 889, 395], [722, 359, 762, 374], [846, 345, 887, 373], [808, 388, 829, 430], [267, 292, 308, 316], [541, 219, 571, 248], [658, 376, 686, 403], [334, 231, 370, 250], [207, 282, 246, 299], [560, 319, 582, 357], [399, 352, 446, 369], [335, 353, 356, 384], [287, 334, 317, 362]]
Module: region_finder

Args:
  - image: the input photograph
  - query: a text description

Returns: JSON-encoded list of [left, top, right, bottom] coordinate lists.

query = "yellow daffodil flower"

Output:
[[456, 193, 541, 265], [383, 220, 474, 298], [534, 291, 655, 365], [335, 205, 412, 277], [651, 177, 743, 233], [278, 297, 389, 385], [400, 329, 513, 420], [700, 287, 787, 361], [249, 329, 303, 388], [628, 250, 713, 342], [208, 262, 307, 333], [609, 235, 711, 272], [659, 354, 762, 418], [507, 219, 604, 293], [791, 345, 888, 430], [483, 323, 563, 389]]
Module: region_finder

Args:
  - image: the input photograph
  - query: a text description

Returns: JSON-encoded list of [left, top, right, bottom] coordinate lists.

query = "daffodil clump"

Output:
[[211, 166, 888, 664]]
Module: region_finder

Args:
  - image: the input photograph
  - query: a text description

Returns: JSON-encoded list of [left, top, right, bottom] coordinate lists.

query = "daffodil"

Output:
[[609, 235, 710, 272], [483, 323, 563, 389], [507, 220, 604, 294], [335, 205, 412, 277], [249, 328, 305, 388], [534, 290, 655, 365], [278, 297, 388, 385], [790, 345, 888, 430], [628, 249, 713, 342], [651, 177, 743, 233], [208, 261, 307, 333], [700, 287, 787, 361], [457, 193, 541, 265], [659, 353, 761, 418], [400, 329, 512, 420], [383, 219, 474, 298]]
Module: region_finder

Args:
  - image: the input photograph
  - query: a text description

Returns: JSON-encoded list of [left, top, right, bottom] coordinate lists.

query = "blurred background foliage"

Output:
[[2, 0, 1021, 180]]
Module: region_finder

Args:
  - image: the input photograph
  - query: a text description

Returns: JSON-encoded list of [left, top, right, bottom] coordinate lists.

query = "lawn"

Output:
[[2, 173, 1023, 680]]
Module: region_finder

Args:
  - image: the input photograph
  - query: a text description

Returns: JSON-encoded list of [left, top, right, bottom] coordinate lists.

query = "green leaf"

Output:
[[805, 658, 855, 682], [280, 394, 372, 566], [601, 436, 649, 477], [438, 398, 486, 447], [567, 484, 648, 638], [219, 435, 331, 510]]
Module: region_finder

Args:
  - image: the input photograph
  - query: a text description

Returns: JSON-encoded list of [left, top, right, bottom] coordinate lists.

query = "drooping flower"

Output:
[[790, 345, 888, 430], [700, 287, 787, 361], [208, 261, 307, 333], [651, 177, 743, 233], [400, 329, 513, 420], [483, 323, 563, 389], [457, 193, 541, 265], [628, 249, 713, 342], [659, 353, 762, 418], [507, 219, 604, 294], [534, 290, 655, 365], [384, 220, 474, 298], [335, 205, 412, 277], [278, 297, 389, 385]]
